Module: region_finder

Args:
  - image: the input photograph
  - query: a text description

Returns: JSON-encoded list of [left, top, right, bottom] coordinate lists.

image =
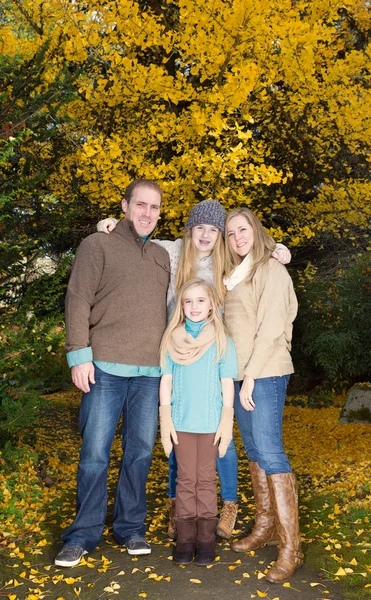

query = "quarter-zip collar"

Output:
[[111, 218, 156, 253]]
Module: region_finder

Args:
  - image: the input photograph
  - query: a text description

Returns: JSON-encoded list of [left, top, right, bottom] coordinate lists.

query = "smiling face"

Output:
[[191, 224, 220, 258], [226, 214, 254, 257], [182, 284, 212, 322], [121, 185, 161, 237]]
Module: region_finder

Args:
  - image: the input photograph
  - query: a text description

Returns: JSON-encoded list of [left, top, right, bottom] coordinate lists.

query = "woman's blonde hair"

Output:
[[175, 229, 226, 306], [224, 208, 276, 283], [160, 278, 228, 368]]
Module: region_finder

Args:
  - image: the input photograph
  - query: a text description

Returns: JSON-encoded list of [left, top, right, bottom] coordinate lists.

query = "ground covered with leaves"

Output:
[[0, 391, 370, 600]]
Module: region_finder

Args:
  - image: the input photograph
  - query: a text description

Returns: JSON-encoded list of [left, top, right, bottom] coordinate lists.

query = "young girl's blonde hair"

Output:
[[174, 229, 226, 307], [160, 278, 228, 368], [224, 208, 276, 284]]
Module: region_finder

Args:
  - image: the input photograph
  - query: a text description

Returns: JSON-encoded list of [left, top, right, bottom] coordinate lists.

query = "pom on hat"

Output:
[[184, 200, 226, 234]]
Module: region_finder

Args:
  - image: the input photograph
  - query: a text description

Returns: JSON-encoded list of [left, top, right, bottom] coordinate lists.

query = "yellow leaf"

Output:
[[8, 596, 17, 600], [282, 582, 291, 587], [349, 558, 358, 566], [190, 578, 201, 584], [74, 587, 81, 597], [344, 568, 353, 574], [257, 591, 267, 597], [229, 565, 237, 570], [310, 582, 320, 586], [257, 572, 265, 579], [64, 578, 81, 585], [164, 576, 170, 581], [334, 567, 347, 576], [138, 594, 147, 598], [132, 568, 139, 574], [235, 580, 242, 584], [243, 572, 250, 578], [117, 571, 125, 575]]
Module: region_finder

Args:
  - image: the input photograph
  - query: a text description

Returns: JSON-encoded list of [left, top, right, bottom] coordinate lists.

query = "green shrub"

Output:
[[294, 254, 371, 390], [0, 314, 70, 446]]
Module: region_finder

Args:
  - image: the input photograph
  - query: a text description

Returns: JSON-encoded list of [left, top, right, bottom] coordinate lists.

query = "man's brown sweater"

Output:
[[65, 218, 170, 366]]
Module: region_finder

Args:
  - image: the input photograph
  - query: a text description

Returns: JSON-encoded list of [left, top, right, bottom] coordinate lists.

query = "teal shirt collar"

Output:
[[185, 318, 208, 338]]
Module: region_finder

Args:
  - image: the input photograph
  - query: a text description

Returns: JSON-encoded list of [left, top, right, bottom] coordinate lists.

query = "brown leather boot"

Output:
[[195, 517, 219, 566], [231, 462, 279, 552], [167, 498, 176, 540], [265, 472, 304, 583], [173, 517, 196, 565], [216, 502, 239, 539]]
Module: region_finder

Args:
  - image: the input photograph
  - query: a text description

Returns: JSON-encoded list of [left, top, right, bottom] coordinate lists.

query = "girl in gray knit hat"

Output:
[[96, 199, 291, 542]]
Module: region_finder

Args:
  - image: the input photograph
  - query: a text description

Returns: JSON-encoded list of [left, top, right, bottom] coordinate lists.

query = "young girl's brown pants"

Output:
[[174, 432, 218, 518]]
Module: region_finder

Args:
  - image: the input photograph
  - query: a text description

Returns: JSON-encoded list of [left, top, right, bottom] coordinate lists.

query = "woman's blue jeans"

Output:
[[168, 436, 238, 503], [61, 366, 160, 551], [234, 376, 292, 475]]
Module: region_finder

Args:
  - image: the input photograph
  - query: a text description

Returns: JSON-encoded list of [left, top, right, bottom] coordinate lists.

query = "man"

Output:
[[55, 180, 170, 567]]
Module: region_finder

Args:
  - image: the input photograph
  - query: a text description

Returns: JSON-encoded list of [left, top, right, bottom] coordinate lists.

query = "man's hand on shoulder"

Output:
[[71, 362, 96, 393]]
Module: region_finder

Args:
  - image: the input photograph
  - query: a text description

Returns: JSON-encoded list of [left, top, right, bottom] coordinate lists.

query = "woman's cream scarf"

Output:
[[223, 253, 252, 291], [168, 322, 216, 365]]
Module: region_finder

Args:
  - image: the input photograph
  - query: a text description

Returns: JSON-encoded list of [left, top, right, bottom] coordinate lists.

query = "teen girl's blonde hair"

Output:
[[174, 229, 226, 307], [160, 278, 228, 368], [224, 208, 276, 284]]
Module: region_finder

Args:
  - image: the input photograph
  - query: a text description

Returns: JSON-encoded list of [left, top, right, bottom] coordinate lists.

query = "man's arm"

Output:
[[65, 236, 104, 392]]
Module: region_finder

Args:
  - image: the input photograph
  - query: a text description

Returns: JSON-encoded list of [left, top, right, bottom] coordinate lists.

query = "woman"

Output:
[[223, 207, 302, 584]]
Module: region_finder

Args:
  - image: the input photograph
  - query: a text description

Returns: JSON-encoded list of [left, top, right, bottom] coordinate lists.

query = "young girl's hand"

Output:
[[159, 405, 178, 458], [240, 376, 255, 411], [97, 218, 119, 233], [272, 244, 291, 264], [214, 406, 234, 458]]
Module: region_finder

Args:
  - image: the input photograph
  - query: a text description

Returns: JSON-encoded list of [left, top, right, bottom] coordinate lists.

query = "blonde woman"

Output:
[[223, 208, 302, 583], [159, 278, 237, 565], [97, 201, 291, 540]]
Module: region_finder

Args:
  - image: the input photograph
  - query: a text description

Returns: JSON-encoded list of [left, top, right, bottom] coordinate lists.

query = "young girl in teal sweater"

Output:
[[159, 278, 237, 566]]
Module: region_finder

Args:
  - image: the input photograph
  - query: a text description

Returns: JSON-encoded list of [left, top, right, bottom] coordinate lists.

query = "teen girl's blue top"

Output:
[[162, 318, 238, 433]]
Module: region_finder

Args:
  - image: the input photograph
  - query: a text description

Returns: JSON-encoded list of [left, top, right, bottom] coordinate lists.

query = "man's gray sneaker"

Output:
[[55, 545, 88, 567], [125, 537, 151, 556]]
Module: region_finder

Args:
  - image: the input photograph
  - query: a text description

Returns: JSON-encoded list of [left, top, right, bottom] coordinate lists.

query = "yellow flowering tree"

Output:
[[1, 0, 370, 245]]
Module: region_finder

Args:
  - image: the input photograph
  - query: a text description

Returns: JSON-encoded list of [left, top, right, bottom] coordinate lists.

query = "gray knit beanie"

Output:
[[184, 200, 226, 234]]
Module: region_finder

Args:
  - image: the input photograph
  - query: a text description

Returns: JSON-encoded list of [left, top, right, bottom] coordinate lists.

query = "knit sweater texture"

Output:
[[153, 239, 214, 316], [65, 218, 170, 366], [224, 258, 298, 380]]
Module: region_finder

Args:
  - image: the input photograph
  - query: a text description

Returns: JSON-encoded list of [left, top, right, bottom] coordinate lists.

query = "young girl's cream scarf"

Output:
[[168, 322, 216, 365], [223, 253, 252, 291]]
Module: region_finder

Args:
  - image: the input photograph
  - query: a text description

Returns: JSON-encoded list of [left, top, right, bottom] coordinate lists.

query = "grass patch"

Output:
[[301, 492, 371, 599]]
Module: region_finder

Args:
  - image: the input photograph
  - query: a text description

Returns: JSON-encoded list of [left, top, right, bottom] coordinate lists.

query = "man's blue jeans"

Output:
[[62, 366, 160, 551], [234, 376, 292, 475], [168, 437, 238, 503]]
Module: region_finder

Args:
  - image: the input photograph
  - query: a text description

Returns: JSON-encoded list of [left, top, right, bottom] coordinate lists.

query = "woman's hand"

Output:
[[97, 218, 119, 233], [240, 376, 255, 411]]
